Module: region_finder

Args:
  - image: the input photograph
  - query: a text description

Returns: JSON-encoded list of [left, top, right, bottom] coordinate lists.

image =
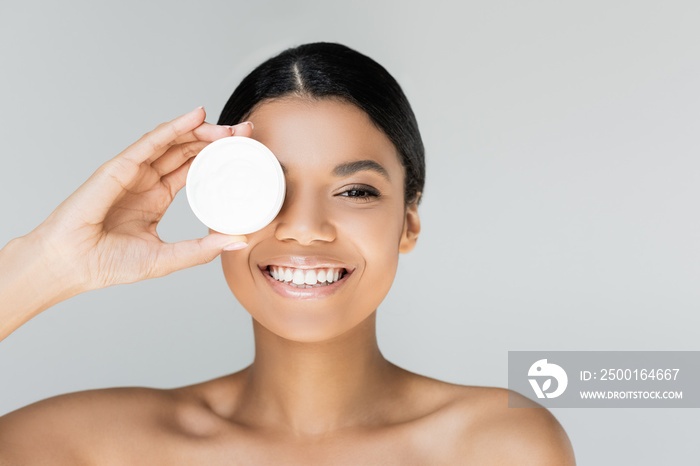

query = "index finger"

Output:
[[121, 106, 207, 165], [174, 120, 253, 145]]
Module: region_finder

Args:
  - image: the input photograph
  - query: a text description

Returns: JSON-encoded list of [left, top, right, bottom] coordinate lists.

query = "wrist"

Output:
[[16, 231, 87, 304]]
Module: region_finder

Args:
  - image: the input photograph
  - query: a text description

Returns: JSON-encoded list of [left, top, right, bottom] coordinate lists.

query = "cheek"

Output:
[[341, 201, 405, 244], [338, 204, 405, 283]]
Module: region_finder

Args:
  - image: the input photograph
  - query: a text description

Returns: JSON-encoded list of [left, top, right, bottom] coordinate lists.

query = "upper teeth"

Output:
[[269, 266, 344, 285]]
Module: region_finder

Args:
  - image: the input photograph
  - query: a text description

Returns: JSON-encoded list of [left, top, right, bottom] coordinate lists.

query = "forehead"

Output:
[[246, 97, 403, 177]]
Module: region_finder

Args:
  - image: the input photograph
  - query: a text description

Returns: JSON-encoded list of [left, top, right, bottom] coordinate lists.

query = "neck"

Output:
[[232, 312, 400, 436]]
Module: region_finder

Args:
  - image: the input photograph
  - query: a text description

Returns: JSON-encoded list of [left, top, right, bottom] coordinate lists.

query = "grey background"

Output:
[[1, 0, 698, 464]]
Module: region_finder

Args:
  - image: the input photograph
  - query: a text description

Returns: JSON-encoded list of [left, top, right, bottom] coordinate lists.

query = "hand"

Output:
[[28, 107, 253, 293]]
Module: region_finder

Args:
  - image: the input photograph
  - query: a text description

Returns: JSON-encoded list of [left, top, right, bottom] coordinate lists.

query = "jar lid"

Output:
[[186, 136, 285, 235]]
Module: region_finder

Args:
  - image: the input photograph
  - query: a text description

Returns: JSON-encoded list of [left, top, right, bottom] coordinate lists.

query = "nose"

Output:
[[273, 188, 336, 245]]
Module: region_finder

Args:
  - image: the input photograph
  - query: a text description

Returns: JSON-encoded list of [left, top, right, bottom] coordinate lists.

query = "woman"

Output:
[[0, 43, 575, 464]]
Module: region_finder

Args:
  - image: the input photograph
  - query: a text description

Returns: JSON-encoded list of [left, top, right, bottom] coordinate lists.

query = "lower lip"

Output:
[[261, 268, 351, 300]]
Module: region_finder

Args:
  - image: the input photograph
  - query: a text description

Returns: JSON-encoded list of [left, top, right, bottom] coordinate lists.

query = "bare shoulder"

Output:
[[448, 384, 575, 465], [0, 386, 179, 465], [398, 372, 575, 465]]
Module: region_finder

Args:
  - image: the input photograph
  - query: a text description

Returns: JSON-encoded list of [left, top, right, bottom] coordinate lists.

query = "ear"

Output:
[[398, 195, 421, 254]]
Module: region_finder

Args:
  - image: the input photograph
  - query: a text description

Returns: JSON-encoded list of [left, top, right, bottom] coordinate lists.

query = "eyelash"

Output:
[[338, 185, 380, 202]]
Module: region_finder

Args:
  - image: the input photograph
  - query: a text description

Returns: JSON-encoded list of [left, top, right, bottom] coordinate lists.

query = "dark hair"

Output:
[[217, 42, 425, 205]]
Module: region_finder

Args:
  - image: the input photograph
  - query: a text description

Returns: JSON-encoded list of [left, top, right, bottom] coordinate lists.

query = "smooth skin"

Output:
[[0, 102, 575, 465]]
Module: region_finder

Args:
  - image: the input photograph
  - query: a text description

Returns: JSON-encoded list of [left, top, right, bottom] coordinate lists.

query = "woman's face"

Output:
[[219, 97, 420, 343]]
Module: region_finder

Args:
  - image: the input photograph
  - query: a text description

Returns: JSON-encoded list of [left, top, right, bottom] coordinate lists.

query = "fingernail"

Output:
[[192, 106, 204, 112], [242, 121, 254, 130], [223, 242, 248, 251], [223, 125, 236, 136]]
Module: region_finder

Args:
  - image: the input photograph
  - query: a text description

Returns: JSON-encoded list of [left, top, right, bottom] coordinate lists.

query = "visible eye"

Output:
[[337, 185, 380, 202]]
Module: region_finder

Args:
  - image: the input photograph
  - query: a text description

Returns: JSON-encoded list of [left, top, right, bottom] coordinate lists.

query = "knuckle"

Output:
[[180, 142, 203, 160], [99, 158, 135, 188]]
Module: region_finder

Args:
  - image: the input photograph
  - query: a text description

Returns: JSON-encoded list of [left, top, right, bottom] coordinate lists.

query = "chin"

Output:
[[243, 304, 374, 343]]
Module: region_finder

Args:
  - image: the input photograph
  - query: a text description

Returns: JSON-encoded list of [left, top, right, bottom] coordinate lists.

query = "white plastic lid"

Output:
[[186, 136, 285, 235]]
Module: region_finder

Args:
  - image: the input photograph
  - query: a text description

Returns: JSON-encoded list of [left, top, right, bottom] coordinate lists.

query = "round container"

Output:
[[186, 136, 285, 235]]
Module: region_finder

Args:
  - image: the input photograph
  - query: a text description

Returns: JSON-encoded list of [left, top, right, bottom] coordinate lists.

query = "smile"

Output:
[[259, 260, 355, 300], [267, 266, 347, 288]]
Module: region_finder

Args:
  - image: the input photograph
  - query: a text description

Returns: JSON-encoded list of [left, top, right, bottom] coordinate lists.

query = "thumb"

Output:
[[155, 233, 248, 277]]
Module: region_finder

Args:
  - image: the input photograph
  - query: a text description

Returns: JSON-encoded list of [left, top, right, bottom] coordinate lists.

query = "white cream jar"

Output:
[[186, 136, 285, 235]]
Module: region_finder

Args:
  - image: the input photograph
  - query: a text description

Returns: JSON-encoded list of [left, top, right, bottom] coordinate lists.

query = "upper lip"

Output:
[[259, 256, 355, 272]]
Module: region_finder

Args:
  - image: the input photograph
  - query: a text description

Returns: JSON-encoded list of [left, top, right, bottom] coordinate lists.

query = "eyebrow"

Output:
[[333, 160, 390, 180], [278, 159, 390, 180]]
